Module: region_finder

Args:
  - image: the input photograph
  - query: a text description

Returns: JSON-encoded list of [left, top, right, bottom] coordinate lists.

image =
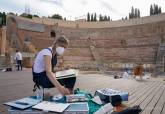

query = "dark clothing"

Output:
[[32, 48, 76, 90], [17, 60, 22, 71], [33, 71, 76, 89]]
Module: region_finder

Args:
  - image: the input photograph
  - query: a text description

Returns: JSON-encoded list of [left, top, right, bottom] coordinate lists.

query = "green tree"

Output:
[[99, 14, 103, 21], [0, 12, 3, 26], [20, 13, 32, 19], [0, 17, 2, 27], [158, 7, 161, 14], [33, 15, 39, 18], [138, 9, 140, 17], [131, 6, 134, 18], [91, 14, 94, 21], [1, 12, 6, 26], [150, 4, 162, 15], [150, 5, 154, 15], [107, 16, 110, 21], [51, 14, 63, 20], [104, 15, 107, 21], [94, 13, 97, 21], [87, 12, 90, 21], [155, 4, 159, 14], [135, 9, 138, 18], [129, 6, 140, 19]]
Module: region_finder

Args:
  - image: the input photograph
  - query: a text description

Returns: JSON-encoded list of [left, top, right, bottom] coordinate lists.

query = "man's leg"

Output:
[[18, 60, 21, 71], [20, 60, 23, 70], [17, 60, 20, 71]]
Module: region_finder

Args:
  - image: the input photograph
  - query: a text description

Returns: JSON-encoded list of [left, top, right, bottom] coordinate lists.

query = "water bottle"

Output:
[[36, 87, 44, 100]]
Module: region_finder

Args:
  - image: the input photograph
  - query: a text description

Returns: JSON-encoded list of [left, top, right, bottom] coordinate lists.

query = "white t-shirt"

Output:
[[14, 52, 23, 60], [33, 47, 52, 73]]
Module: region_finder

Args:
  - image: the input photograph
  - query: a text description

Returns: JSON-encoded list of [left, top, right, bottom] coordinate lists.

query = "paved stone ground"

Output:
[[0, 69, 165, 114]]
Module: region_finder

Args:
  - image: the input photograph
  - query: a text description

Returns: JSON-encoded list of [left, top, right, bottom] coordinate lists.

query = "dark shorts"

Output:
[[32, 71, 76, 89]]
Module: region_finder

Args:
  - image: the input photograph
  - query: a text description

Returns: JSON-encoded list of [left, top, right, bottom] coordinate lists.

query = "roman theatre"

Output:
[[1, 14, 165, 75]]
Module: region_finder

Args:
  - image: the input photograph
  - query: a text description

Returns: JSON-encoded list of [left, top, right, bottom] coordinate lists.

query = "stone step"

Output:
[[159, 43, 165, 51], [155, 66, 163, 69], [90, 47, 101, 61], [89, 46, 106, 73], [156, 61, 163, 64], [155, 63, 163, 67], [0, 56, 6, 68], [159, 48, 165, 51], [160, 43, 165, 47]]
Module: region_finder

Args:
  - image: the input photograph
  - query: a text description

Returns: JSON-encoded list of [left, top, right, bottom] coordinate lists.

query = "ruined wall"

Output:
[[0, 28, 2, 54], [6, 14, 165, 70], [57, 23, 162, 70]]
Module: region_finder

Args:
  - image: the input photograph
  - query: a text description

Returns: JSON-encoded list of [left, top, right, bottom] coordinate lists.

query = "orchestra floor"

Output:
[[0, 69, 165, 114]]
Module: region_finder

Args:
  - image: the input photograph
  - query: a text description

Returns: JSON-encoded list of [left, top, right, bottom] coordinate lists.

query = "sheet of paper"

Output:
[[94, 103, 113, 114], [32, 101, 70, 113], [92, 96, 103, 105], [55, 69, 78, 79]]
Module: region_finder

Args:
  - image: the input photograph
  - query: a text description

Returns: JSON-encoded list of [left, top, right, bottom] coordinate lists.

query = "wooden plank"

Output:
[[128, 82, 152, 95], [161, 103, 165, 114], [128, 82, 157, 103], [1, 69, 164, 114], [129, 82, 156, 100], [139, 82, 163, 110], [128, 82, 159, 106], [152, 83, 165, 114], [131, 82, 162, 106], [141, 82, 165, 114]]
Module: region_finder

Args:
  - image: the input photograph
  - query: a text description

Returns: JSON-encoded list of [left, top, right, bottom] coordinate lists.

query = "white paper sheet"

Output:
[[32, 101, 70, 113], [55, 69, 78, 79]]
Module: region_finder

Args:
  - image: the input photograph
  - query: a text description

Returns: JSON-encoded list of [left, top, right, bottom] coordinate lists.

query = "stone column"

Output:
[[1, 26, 6, 56]]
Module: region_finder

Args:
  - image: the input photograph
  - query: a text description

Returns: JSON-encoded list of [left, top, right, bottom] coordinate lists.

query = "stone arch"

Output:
[[50, 30, 56, 37], [121, 39, 127, 48]]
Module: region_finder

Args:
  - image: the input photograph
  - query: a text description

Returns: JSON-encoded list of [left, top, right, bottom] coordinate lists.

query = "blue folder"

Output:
[[4, 96, 42, 109]]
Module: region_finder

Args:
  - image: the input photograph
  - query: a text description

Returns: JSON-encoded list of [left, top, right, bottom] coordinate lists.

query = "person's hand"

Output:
[[60, 86, 71, 95]]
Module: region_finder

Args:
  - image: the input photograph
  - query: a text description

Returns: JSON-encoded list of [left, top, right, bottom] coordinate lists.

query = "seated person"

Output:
[[32, 36, 76, 95]]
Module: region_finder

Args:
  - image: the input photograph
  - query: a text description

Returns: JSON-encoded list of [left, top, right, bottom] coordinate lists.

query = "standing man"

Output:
[[14, 50, 23, 71]]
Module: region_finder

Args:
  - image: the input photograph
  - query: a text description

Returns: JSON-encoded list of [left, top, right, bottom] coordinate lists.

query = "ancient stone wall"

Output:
[[6, 14, 165, 70], [0, 28, 2, 54]]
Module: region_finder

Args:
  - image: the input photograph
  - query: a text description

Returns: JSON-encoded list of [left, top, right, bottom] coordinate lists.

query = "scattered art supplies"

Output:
[[4, 97, 42, 109], [32, 101, 70, 113], [65, 94, 88, 103], [63, 102, 89, 114], [55, 69, 79, 79], [95, 88, 129, 104]]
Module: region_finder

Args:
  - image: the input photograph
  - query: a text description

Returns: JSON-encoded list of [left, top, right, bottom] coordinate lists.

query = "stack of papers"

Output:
[[96, 88, 129, 101], [55, 69, 79, 79], [65, 94, 88, 103], [32, 101, 70, 113], [4, 97, 41, 109]]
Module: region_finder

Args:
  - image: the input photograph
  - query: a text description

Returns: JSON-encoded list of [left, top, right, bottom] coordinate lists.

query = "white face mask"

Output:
[[56, 47, 65, 55]]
